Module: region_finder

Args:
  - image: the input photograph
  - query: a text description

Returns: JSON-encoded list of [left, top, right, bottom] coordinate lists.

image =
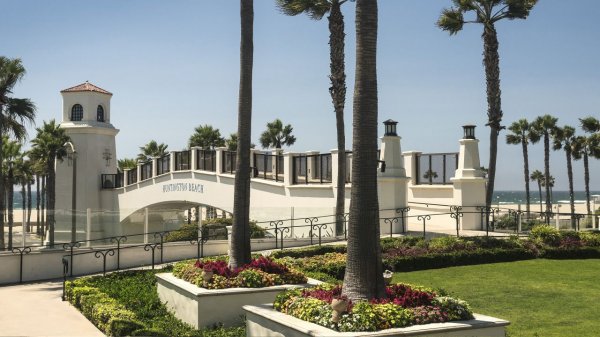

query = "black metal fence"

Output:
[[1, 204, 597, 291], [253, 153, 284, 181], [222, 151, 236, 174], [156, 154, 170, 175], [140, 161, 153, 181], [174, 150, 191, 171], [415, 153, 458, 185], [126, 169, 137, 184], [101, 174, 123, 189], [196, 149, 216, 172], [292, 153, 332, 184]]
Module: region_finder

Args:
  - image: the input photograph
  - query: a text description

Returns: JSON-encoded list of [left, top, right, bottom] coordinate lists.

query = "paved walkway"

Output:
[[0, 280, 104, 337]]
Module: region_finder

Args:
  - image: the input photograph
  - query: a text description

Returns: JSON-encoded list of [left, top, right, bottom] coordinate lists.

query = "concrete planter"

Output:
[[244, 304, 509, 337], [156, 273, 320, 328]]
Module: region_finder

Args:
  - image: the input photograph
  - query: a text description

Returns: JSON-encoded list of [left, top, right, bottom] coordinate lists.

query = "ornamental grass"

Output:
[[273, 283, 473, 332]]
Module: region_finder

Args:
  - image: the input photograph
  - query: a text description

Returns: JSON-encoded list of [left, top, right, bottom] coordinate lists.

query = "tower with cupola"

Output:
[[53, 82, 119, 242]]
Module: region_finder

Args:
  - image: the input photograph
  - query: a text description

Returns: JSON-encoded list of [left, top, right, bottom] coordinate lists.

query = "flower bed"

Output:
[[172, 256, 307, 288], [273, 283, 474, 332], [275, 229, 600, 280]]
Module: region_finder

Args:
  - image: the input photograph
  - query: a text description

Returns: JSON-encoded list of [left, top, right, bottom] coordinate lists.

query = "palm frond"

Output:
[[437, 8, 465, 35], [276, 0, 331, 20]]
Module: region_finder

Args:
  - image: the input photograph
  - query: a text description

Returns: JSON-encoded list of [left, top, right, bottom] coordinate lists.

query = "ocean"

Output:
[[7, 190, 600, 209]]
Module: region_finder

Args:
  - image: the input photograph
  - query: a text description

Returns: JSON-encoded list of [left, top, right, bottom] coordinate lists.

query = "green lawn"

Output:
[[392, 259, 600, 337]]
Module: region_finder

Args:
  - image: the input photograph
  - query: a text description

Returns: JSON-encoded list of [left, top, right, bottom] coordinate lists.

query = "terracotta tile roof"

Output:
[[61, 81, 112, 95]]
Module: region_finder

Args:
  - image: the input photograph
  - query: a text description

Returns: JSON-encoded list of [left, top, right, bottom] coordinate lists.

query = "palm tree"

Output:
[[342, 0, 384, 301], [530, 170, 544, 214], [188, 124, 225, 149], [258, 118, 296, 149], [28, 146, 46, 236], [137, 140, 168, 162], [437, 0, 537, 210], [226, 133, 238, 151], [573, 117, 600, 215], [229, 0, 254, 269], [14, 154, 34, 234], [506, 119, 540, 216], [2, 137, 22, 250], [0, 56, 37, 250], [532, 115, 558, 213], [276, 0, 349, 237], [30, 120, 71, 247], [553, 125, 577, 226], [117, 158, 137, 171]]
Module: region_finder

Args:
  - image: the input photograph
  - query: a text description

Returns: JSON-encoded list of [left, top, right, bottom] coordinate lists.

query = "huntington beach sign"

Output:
[[162, 182, 204, 193]]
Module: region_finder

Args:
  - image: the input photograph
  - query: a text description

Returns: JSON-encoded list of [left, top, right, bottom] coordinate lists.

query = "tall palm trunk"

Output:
[[522, 140, 531, 215], [7, 167, 14, 250], [46, 160, 56, 247], [342, 0, 385, 301], [565, 149, 575, 228], [21, 183, 26, 233], [483, 24, 502, 210], [543, 133, 551, 213], [36, 174, 40, 235], [583, 153, 591, 215], [26, 181, 32, 232], [329, 0, 347, 236], [537, 180, 543, 214], [230, 0, 253, 269]]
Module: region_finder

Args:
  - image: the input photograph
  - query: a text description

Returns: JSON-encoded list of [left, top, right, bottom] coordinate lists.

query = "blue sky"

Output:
[[3, 0, 599, 191]]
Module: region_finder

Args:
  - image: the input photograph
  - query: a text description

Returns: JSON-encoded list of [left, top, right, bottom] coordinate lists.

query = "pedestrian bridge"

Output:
[[104, 148, 353, 223]]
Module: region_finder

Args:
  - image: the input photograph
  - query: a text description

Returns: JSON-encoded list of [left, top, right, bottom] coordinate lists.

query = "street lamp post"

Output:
[[65, 142, 77, 243]]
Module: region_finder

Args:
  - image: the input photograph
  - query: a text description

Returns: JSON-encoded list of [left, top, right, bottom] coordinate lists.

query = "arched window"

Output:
[[71, 104, 83, 121], [97, 105, 105, 122]]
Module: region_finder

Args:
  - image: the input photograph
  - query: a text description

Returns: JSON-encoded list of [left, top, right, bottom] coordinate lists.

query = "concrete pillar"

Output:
[[451, 137, 486, 230], [169, 151, 176, 172], [215, 147, 226, 174], [283, 152, 295, 186], [190, 147, 199, 171], [402, 151, 421, 186], [272, 149, 282, 181], [331, 149, 339, 187], [152, 157, 158, 178], [136, 163, 142, 183], [377, 133, 410, 235], [123, 168, 130, 186]]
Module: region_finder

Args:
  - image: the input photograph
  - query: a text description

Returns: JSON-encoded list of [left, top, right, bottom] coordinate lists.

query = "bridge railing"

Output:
[[157, 154, 170, 175], [126, 169, 137, 184], [174, 150, 191, 171], [253, 152, 284, 182], [415, 152, 458, 185], [197, 149, 216, 172], [222, 150, 236, 174], [140, 161, 153, 181], [101, 173, 123, 189], [292, 153, 332, 184]]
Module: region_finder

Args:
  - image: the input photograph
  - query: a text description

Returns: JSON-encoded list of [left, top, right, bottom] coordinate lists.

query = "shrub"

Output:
[[494, 214, 518, 230], [130, 328, 169, 337], [108, 319, 145, 337], [428, 236, 475, 252], [270, 244, 346, 259], [530, 224, 561, 246], [580, 231, 600, 246], [276, 283, 472, 332]]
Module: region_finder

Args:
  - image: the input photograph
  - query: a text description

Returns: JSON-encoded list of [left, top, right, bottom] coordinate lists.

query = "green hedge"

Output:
[[270, 244, 346, 259], [66, 270, 245, 337]]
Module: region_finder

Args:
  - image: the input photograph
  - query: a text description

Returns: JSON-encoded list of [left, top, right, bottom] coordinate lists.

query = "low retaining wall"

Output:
[[0, 237, 337, 285], [244, 304, 509, 337], [156, 273, 321, 328]]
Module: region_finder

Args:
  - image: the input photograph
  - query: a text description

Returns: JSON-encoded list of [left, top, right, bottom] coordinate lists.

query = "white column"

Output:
[[190, 147, 199, 171], [283, 152, 295, 186], [169, 151, 176, 172], [451, 138, 486, 230], [215, 147, 226, 174], [331, 149, 339, 187], [377, 135, 409, 235], [152, 157, 158, 177]]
